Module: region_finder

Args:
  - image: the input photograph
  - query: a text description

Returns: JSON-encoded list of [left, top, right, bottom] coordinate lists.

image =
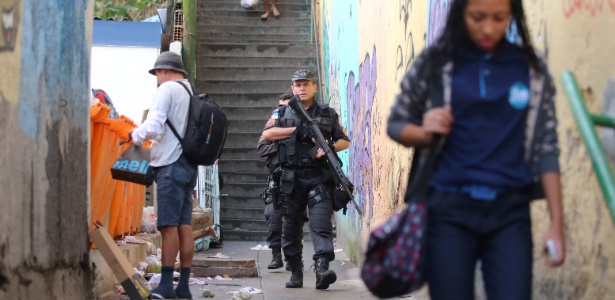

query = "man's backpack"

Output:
[[166, 81, 227, 166]]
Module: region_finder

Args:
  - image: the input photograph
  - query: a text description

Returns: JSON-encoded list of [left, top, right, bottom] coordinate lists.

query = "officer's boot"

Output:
[[268, 247, 284, 269], [314, 258, 337, 290], [285, 259, 303, 288]]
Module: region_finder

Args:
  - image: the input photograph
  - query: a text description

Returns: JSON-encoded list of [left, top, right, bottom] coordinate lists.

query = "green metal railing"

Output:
[[561, 71, 615, 224]]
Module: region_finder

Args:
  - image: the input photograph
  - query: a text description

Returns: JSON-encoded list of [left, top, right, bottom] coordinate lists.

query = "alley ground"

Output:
[[104, 240, 429, 300]]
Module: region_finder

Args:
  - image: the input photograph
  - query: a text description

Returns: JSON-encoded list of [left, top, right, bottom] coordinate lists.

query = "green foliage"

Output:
[[94, 0, 165, 21]]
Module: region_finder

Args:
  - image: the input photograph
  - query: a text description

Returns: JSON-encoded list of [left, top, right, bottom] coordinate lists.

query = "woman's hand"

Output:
[[423, 106, 454, 136], [542, 224, 565, 267]]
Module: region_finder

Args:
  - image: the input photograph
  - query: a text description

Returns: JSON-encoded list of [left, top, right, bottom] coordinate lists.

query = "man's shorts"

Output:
[[154, 154, 198, 227]]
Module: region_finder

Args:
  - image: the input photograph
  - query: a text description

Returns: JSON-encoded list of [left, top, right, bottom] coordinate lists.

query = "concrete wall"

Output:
[[317, 0, 615, 298], [316, 0, 429, 263], [0, 0, 94, 299], [524, 1, 615, 299]]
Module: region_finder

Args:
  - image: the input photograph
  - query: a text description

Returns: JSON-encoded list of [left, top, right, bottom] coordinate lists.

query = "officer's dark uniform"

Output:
[[261, 70, 349, 289], [257, 108, 286, 270]]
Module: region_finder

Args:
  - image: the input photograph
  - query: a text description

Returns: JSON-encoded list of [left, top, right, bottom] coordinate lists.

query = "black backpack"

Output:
[[166, 81, 227, 166]]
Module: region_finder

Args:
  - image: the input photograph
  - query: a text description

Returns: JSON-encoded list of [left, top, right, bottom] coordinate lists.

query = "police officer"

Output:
[[260, 70, 350, 289], [257, 92, 293, 270]]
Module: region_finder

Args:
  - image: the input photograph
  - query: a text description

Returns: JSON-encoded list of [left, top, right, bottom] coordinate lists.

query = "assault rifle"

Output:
[[288, 96, 363, 215]]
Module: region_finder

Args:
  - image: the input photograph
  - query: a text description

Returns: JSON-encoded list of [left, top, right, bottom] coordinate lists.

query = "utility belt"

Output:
[[294, 168, 323, 178]]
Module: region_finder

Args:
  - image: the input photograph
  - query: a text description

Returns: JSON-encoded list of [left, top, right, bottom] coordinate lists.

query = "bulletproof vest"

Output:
[[276, 103, 333, 168]]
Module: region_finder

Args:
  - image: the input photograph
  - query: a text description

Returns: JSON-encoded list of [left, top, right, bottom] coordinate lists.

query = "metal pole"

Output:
[[561, 71, 615, 224], [182, 0, 197, 84]]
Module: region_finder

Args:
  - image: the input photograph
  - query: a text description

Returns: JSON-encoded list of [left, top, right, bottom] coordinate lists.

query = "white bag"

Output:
[[241, 0, 259, 9], [140, 206, 157, 233]]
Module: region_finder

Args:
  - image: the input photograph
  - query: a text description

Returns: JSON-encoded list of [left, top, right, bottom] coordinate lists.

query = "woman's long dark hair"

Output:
[[432, 0, 539, 69]]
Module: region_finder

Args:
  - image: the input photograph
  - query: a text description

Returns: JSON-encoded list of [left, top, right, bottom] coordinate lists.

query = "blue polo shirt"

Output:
[[431, 41, 534, 194]]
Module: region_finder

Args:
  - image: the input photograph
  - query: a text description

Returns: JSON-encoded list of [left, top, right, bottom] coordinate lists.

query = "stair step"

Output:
[[227, 120, 269, 133], [221, 106, 280, 121], [199, 0, 309, 4], [221, 182, 268, 198], [221, 207, 266, 219], [198, 67, 309, 81], [221, 229, 269, 241], [198, 16, 310, 27], [198, 35, 310, 44], [199, 2, 310, 12], [221, 219, 268, 231], [199, 24, 310, 36], [218, 159, 267, 172], [225, 132, 263, 148], [198, 9, 310, 18], [200, 93, 289, 107], [222, 196, 268, 208], [220, 172, 269, 184], [198, 43, 316, 58], [222, 147, 262, 159], [202, 56, 316, 68], [198, 79, 292, 94]]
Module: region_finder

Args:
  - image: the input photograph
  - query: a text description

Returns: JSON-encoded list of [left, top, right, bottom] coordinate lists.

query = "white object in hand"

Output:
[[546, 239, 558, 262]]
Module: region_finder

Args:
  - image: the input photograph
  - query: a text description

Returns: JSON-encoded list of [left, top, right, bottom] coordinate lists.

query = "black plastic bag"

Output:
[[110, 144, 155, 186]]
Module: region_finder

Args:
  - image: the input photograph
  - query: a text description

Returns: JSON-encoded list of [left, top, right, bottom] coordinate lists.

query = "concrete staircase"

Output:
[[195, 0, 317, 241]]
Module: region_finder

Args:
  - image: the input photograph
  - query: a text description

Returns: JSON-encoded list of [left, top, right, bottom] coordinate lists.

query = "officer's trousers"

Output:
[[264, 203, 283, 248], [281, 173, 335, 263]]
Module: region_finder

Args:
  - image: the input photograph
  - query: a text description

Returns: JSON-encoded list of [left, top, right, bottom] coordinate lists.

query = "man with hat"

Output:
[[260, 70, 350, 289], [128, 51, 197, 299]]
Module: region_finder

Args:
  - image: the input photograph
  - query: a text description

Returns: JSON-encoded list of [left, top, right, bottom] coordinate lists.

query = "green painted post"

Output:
[[561, 71, 615, 224], [182, 0, 197, 84]]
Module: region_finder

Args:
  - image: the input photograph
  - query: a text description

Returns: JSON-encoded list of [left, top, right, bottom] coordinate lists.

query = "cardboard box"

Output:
[[191, 208, 213, 231], [91, 226, 151, 300]]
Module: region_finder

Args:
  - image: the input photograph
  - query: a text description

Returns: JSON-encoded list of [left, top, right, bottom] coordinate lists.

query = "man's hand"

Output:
[[120, 130, 134, 145]]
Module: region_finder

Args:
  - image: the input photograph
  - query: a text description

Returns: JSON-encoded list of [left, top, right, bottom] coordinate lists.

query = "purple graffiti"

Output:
[[427, 0, 453, 46], [346, 46, 377, 219]]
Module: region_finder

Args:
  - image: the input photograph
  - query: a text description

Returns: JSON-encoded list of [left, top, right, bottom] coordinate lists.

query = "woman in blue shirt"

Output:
[[387, 0, 565, 299]]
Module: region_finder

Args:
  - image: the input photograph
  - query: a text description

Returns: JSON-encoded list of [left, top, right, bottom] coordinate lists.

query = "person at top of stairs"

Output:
[[260, 0, 280, 20]]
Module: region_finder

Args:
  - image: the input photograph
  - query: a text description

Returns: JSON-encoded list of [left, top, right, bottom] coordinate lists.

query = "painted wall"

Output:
[[316, 0, 429, 262], [524, 1, 615, 299], [317, 0, 615, 298], [0, 0, 94, 298]]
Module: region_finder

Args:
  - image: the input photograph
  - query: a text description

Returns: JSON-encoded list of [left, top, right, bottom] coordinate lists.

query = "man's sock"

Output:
[[175, 267, 192, 298], [151, 266, 175, 298]]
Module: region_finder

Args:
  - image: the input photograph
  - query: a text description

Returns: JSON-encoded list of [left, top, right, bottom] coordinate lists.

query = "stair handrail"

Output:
[[561, 71, 615, 224]]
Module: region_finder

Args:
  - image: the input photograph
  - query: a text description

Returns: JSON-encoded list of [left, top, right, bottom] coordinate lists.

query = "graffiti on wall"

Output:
[[562, 0, 615, 18], [427, 0, 452, 46], [395, 0, 415, 83], [0, 0, 21, 105], [346, 47, 377, 219], [0, 1, 19, 52]]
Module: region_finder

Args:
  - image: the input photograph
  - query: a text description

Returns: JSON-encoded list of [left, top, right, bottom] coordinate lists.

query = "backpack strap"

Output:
[[165, 81, 193, 145]]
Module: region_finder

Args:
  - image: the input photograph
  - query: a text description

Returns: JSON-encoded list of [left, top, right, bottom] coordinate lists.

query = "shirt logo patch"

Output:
[[509, 82, 530, 110], [271, 111, 279, 119]]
